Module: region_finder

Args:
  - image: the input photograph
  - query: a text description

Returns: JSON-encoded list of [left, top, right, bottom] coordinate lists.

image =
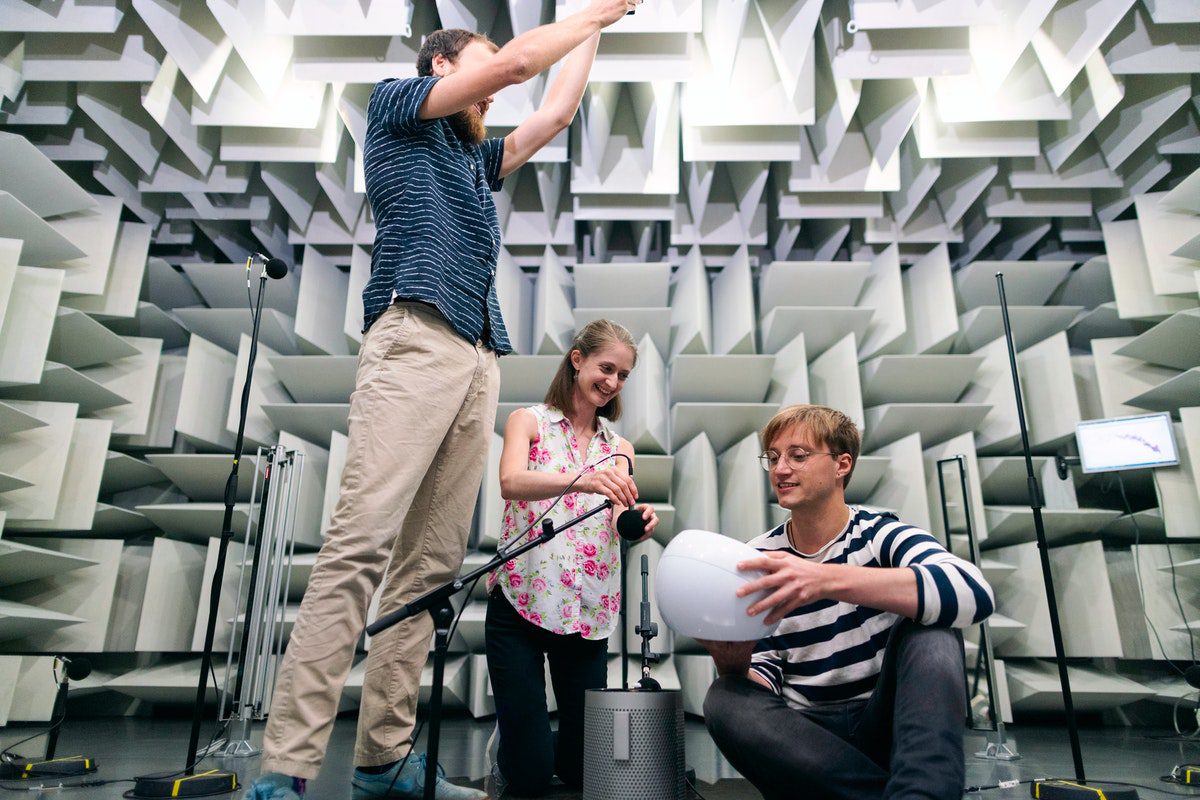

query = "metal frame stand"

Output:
[[219, 445, 304, 758], [935, 455, 1019, 762]]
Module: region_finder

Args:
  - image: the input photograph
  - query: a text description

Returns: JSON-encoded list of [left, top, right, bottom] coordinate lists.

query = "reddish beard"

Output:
[[448, 106, 487, 145]]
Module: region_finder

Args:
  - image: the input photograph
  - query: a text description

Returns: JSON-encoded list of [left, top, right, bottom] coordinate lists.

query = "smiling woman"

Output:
[[486, 318, 661, 798]]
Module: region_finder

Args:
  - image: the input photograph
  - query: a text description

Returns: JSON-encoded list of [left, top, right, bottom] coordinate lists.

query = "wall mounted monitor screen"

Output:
[[1075, 412, 1179, 474]]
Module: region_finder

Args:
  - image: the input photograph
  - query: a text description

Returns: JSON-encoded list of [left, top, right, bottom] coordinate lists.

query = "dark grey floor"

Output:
[[4, 715, 1200, 799]]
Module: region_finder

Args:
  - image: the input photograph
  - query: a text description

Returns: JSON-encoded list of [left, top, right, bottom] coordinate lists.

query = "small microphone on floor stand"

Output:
[[582, 545, 684, 799], [0, 657, 98, 781], [635, 554, 661, 691]]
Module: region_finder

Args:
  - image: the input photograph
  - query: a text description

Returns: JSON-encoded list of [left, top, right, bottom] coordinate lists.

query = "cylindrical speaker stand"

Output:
[[583, 689, 684, 800]]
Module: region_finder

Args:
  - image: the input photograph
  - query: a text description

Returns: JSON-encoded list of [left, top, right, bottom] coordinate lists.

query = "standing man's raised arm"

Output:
[[419, 0, 633, 122], [500, 31, 600, 177]]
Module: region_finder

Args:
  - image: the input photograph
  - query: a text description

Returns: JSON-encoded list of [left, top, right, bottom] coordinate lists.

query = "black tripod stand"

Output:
[[365, 500, 615, 800]]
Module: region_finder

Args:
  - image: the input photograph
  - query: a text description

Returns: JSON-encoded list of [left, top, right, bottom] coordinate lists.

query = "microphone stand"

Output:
[[366, 500, 614, 800], [45, 659, 82, 762], [172, 268, 272, 796], [620, 542, 629, 690], [996, 273, 1086, 783], [635, 554, 661, 690]]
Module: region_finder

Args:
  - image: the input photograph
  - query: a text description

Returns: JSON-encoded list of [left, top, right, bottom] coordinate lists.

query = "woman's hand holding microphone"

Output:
[[576, 468, 637, 508], [576, 469, 658, 542]]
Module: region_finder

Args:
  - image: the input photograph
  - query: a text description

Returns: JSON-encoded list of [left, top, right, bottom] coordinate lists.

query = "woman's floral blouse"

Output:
[[488, 404, 623, 640]]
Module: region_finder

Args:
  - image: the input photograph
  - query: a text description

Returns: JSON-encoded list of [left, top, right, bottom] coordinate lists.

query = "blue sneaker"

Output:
[[351, 753, 487, 800], [245, 772, 305, 799]]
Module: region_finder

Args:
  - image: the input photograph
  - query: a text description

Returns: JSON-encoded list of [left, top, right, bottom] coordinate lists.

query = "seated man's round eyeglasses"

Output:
[[758, 450, 837, 471]]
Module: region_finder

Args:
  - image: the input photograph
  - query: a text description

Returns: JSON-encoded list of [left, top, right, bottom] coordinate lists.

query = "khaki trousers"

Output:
[[262, 302, 500, 779]]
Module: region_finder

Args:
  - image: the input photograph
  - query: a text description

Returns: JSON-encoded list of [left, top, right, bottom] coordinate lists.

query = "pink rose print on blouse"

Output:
[[504, 560, 517, 572], [597, 612, 608, 626], [600, 442, 612, 455], [509, 573, 523, 588], [529, 612, 542, 625], [583, 560, 598, 576], [517, 592, 531, 607], [597, 562, 609, 580], [563, 493, 577, 511], [532, 577, 547, 592], [582, 542, 597, 557], [599, 531, 610, 544], [560, 572, 574, 588], [580, 623, 592, 637]]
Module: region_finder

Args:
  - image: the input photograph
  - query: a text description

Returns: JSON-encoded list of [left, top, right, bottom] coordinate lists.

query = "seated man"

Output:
[[701, 404, 994, 800]]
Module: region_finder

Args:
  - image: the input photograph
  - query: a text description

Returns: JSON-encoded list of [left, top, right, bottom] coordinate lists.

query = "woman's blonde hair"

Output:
[[544, 320, 638, 423]]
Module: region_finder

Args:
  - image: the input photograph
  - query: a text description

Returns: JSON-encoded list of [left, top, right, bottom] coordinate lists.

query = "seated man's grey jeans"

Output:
[[703, 620, 966, 800]]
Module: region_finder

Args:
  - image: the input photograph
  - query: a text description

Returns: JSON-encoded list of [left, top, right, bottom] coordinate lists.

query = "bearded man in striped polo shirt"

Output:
[[701, 404, 995, 800], [249, 2, 638, 798]]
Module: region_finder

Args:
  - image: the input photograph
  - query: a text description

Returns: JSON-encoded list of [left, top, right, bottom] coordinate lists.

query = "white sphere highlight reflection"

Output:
[[654, 529, 779, 642]]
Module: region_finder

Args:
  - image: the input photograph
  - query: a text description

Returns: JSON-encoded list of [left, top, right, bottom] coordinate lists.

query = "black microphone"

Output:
[[616, 508, 647, 541], [59, 656, 92, 682], [599, 451, 643, 541], [264, 258, 288, 279], [252, 253, 289, 279], [1185, 665, 1200, 690], [246, 253, 288, 287]]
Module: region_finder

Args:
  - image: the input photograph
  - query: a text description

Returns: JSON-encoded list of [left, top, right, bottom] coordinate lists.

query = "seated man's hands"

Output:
[[697, 639, 755, 676], [697, 639, 772, 689], [735, 551, 831, 626]]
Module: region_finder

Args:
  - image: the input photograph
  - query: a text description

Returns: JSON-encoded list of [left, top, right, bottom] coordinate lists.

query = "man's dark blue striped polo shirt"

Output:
[[362, 76, 513, 354]]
